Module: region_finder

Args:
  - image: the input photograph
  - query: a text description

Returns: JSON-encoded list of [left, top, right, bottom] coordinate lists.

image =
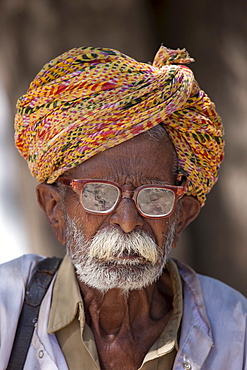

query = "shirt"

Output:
[[47, 255, 183, 369], [1, 254, 246, 369]]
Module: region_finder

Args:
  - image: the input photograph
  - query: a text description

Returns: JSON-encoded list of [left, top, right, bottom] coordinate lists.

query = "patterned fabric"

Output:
[[14, 45, 224, 205]]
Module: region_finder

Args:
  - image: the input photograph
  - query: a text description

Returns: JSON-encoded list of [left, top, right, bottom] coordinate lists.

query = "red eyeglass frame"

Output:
[[56, 178, 187, 218]]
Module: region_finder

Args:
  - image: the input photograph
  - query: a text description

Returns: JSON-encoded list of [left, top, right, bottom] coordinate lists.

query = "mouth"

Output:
[[116, 249, 141, 259], [95, 251, 149, 266]]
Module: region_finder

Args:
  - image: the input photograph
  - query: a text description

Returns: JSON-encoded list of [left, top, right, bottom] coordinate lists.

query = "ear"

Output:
[[36, 184, 66, 245], [173, 195, 201, 246]]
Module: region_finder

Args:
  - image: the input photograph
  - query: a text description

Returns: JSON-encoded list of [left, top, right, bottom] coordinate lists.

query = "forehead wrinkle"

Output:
[[107, 152, 144, 178], [63, 132, 178, 185]]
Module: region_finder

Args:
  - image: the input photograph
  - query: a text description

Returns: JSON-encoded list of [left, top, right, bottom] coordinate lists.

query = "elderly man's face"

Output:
[[38, 131, 200, 292], [63, 133, 177, 241], [56, 132, 182, 292]]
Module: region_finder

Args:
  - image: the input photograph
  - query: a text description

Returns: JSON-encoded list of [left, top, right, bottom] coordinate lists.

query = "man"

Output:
[[0, 46, 246, 369]]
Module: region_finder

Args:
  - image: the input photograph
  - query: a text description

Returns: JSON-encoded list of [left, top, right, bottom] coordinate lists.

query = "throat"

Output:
[[85, 289, 131, 336], [81, 279, 173, 338], [79, 272, 174, 370], [84, 287, 173, 370]]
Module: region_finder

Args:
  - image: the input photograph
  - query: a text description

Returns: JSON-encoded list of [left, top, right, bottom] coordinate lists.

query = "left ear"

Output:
[[173, 195, 201, 244]]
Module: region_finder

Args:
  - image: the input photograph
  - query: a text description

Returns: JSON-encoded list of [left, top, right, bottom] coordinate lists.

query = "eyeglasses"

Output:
[[56, 179, 187, 218]]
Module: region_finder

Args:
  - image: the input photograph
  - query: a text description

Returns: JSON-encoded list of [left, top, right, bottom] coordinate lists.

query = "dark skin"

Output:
[[37, 133, 200, 370]]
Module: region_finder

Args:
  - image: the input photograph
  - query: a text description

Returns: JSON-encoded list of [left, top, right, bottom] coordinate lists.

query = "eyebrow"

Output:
[[140, 177, 171, 186], [63, 177, 173, 186]]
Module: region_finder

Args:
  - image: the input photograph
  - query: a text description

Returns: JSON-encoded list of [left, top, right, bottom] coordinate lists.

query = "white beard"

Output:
[[66, 217, 176, 293]]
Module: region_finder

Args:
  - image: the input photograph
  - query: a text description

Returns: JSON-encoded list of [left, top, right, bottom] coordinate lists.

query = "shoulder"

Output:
[[0, 254, 45, 286], [0, 254, 46, 363], [196, 273, 247, 345], [174, 258, 247, 341], [174, 258, 247, 312], [197, 273, 247, 313], [173, 259, 247, 367], [0, 254, 45, 309]]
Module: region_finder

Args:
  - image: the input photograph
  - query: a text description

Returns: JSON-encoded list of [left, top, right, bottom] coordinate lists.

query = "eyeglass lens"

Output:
[[81, 182, 175, 216], [137, 187, 175, 216], [82, 183, 120, 213]]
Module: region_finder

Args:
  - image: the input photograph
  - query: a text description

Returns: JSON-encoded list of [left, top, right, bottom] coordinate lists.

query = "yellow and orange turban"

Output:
[[14, 45, 224, 206]]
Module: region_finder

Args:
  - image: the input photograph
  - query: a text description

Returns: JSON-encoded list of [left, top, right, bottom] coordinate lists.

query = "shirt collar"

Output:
[[47, 255, 84, 334], [143, 258, 183, 361]]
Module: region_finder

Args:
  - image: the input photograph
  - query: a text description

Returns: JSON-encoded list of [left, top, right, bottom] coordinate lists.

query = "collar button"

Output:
[[38, 350, 44, 358], [183, 361, 191, 369]]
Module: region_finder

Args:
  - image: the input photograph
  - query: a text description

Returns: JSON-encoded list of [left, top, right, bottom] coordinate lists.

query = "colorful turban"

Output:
[[14, 45, 224, 206]]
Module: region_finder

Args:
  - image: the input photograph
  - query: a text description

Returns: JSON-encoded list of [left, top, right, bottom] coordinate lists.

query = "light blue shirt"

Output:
[[0, 254, 246, 369]]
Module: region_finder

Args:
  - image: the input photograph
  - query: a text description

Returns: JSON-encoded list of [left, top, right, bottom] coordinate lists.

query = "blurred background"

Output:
[[0, 0, 246, 295]]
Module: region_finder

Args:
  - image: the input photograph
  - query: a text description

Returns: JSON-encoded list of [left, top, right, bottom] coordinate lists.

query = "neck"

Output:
[[77, 270, 173, 338]]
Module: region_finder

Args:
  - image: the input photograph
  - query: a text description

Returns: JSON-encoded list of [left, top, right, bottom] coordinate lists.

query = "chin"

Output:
[[73, 257, 167, 293]]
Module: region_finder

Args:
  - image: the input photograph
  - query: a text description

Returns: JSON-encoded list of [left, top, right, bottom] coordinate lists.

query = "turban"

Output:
[[14, 45, 224, 206]]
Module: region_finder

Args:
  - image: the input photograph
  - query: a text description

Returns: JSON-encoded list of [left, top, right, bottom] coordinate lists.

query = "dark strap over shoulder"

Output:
[[7, 256, 62, 370]]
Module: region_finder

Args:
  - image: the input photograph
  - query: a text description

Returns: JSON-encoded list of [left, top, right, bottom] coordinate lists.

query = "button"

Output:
[[38, 350, 44, 358], [183, 361, 191, 369]]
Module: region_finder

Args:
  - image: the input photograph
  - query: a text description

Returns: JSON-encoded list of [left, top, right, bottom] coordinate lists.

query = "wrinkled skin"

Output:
[[37, 132, 200, 370]]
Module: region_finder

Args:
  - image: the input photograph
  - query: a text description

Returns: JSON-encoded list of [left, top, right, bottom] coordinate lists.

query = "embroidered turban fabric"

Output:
[[14, 45, 224, 206]]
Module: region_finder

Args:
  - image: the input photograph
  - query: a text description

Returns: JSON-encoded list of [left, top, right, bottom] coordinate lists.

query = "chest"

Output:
[[95, 337, 150, 370], [94, 322, 171, 370]]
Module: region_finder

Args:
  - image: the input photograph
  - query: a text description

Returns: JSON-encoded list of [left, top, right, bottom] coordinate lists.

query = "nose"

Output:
[[110, 198, 144, 233]]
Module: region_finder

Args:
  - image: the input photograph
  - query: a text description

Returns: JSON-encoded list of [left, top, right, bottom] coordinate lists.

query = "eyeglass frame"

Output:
[[56, 178, 187, 218]]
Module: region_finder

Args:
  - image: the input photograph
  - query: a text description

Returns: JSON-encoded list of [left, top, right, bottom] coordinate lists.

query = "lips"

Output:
[[116, 249, 141, 259], [95, 251, 148, 265]]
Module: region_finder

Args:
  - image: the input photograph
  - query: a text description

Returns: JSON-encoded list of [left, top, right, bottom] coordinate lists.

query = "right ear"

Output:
[[36, 184, 66, 245]]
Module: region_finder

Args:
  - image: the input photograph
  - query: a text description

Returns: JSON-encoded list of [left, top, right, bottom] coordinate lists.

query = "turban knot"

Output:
[[14, 45, 224, 206]]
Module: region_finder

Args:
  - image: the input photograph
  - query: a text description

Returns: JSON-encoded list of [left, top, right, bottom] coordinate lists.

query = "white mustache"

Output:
[[66, 214, 176, 292], [89, 228, 158, 264]]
